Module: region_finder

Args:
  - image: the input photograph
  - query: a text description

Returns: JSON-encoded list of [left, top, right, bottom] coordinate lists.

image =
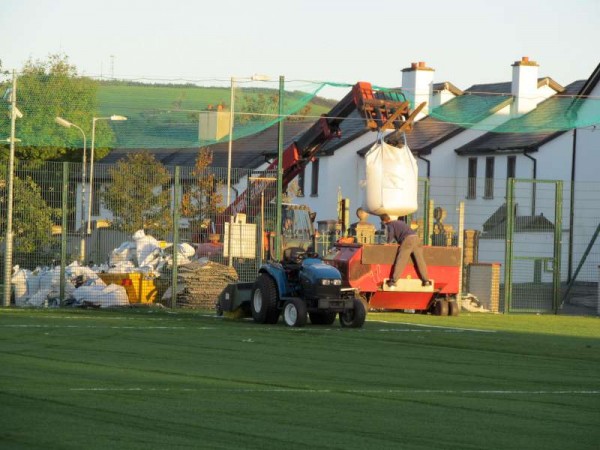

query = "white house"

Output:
[[454, 62, 600, 285], [298, 58, 563, 228], [293, 58, 599, 297]]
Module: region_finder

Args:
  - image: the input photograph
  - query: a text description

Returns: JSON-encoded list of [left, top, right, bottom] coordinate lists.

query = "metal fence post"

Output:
[[275, 75, 284, 262], [170, 166, 180, 308], [504, 178, 515, 313], [59, 162, 69, 301], [427, 199, 434, 246], [553, 180, 563, 313], [421, 177, 430, 245], [457, 201, 465, 297], [2, 70, 18, 307]]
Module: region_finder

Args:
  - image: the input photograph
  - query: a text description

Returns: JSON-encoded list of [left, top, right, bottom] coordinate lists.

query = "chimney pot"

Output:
[[522, 56, 529, 63], [411, 62, 418, 70], [418, 61, 426, 68]]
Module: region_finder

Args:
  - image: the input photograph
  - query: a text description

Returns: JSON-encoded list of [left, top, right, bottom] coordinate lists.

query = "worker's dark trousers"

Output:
[[391, 235, 429, 282]]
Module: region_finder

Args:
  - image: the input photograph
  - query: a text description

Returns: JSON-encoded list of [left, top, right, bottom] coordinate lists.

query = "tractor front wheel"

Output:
[[339, 297, 367, 328], [251, 274, 280, 324], [283, 298, 307, 327]]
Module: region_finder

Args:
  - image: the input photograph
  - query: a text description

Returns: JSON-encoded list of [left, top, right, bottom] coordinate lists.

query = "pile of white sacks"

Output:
[[11, 230, 196, 308]]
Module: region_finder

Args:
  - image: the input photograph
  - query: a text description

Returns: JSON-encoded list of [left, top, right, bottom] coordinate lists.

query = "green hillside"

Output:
[[96, 81, 335, 148]]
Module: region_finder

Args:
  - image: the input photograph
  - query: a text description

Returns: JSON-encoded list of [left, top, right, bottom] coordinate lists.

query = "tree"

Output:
[[0, 54, 115, 161], [181, 148, 223, 241], [236, 89, 313, 124], [101, 152, 172, 236], [0, 167, 60, 262]]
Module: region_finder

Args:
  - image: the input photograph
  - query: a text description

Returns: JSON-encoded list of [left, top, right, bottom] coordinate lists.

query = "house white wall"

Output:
[[478, 230, 571, 283], [425, 104, 513, 230], [301, 131, 382, 227], [457, 80, 600, 282]]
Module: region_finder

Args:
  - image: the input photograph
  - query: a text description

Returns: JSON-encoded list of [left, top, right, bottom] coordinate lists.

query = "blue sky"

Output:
[[2, 0, 598, 97]]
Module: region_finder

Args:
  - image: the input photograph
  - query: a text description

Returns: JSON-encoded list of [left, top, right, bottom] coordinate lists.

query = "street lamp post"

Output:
[[226, 77, 236, 209], [2, 70, 22, 307], [226, 74, 270, 208], [55, 116, 87, 263], [88, 115, 127, 234]]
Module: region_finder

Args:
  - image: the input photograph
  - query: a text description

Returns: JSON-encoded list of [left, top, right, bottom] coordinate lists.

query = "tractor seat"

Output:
[[283, 247, 305, 263]]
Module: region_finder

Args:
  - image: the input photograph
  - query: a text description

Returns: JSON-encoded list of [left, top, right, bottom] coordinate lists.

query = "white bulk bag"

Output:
[[364, 139, 418, 217], [11, 266, 29, 306]]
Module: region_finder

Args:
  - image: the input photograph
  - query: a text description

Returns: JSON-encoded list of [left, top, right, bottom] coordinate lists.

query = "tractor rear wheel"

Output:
[[283, 298, 307, 327], [251, 274, 279, 324], [339, 297, 366, 328], [309, 311, 337, 325]]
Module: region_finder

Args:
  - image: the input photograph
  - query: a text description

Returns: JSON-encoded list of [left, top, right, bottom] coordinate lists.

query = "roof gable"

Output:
[[455, 80, 586, 155], [394, 83, 514, 154]]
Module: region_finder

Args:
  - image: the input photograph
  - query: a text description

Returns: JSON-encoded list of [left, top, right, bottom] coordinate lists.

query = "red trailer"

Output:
[[323, 242, 461, 315]]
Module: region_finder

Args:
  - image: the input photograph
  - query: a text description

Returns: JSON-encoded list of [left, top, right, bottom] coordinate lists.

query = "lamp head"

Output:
[[55, 116, 73, 128], [10, 105, 23, 119]]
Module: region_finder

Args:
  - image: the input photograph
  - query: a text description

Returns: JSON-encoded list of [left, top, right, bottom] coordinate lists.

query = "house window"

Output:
[[467, 157, 477, 199], [297, 169, 305, 197], [484, 157, 495, 199], [310, 158, 319, 197], [507, 156, 516, 179]]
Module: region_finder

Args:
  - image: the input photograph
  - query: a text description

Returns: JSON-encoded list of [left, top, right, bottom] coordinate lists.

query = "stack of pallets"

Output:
[[159, 260, 238, 309]]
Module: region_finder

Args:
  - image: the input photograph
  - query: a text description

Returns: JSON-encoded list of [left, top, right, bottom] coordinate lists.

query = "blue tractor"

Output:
[[218, 205, 367, 328]]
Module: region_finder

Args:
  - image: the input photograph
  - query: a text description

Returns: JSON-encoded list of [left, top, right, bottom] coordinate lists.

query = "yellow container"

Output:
[[98, 273, 158, 304]]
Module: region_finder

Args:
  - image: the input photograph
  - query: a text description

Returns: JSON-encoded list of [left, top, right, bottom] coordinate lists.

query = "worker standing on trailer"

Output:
[[380, 214, 431, 288]]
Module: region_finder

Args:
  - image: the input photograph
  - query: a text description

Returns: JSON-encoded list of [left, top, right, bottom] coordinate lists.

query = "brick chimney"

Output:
[[511, 56, 539, 116], [198, 109, 230, 141], [401, 61, 434, 119]]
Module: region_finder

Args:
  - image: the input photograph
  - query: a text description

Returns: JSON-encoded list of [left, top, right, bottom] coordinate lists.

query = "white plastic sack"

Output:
[[38, 267, 62, 291], [11, 266, 29, 306], [66, 261, 103, 284], [73, 284, 129, 308], [26, 268, 42, 300], [178, 243, 196, 258], [28, 287, 51, 307], [363, 140, 418, 217], [133, 230, 161, 268], [109, 241, 136, 266]]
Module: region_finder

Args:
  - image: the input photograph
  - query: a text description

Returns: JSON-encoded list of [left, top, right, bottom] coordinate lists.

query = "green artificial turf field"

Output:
[[0, 308, 598, 449]]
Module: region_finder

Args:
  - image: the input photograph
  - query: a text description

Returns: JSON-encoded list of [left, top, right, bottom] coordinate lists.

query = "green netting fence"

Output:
[[2, 67, 599, 159]]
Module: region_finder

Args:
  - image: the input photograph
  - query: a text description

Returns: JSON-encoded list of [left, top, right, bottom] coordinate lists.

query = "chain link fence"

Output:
[[1, 158, 598, 314]]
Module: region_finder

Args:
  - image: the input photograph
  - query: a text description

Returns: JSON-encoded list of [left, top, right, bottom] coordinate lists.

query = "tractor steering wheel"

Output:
[[293, 252, 307, 264]]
